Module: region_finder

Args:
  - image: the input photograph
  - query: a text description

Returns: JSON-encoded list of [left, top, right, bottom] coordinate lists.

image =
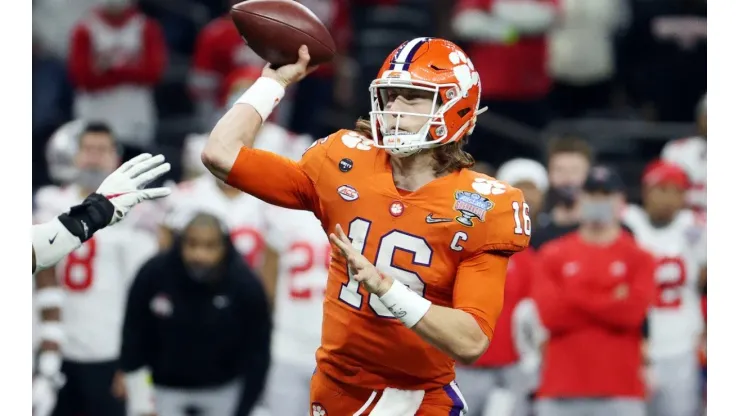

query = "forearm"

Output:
[[379, 280, 488, 364], [566, 287, 648, 330], [412, 305, 489, 364], [32, 219, 82, 274], [202, 77, 285, 181]]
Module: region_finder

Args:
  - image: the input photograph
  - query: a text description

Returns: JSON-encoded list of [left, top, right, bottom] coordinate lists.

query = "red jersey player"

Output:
[[202, 39, 531, 414]]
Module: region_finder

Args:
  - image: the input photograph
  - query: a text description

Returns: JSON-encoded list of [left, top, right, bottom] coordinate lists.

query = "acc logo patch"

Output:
[[337, 185, 359, 201], [453, 190, 493, 227], [311, 403, 327, 416]]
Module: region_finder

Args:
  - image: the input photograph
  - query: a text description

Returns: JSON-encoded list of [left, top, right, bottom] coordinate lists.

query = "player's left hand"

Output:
[[330, 224, 393, 296], [96, 153, 172, 225]]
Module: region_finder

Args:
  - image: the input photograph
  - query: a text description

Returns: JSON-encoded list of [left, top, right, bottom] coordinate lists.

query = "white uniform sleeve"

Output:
[[32, 219, 82, 274]]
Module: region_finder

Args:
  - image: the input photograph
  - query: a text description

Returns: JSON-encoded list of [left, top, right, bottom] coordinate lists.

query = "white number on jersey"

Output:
[[288, 241, 331, 300], [511, 201, 531, 236], [655, 257, 687, 309], [62, 238, 97, 292], [338, 218, 431, 317]]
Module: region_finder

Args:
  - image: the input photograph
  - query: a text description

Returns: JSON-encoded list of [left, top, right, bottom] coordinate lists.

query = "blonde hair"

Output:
[[354, 118, 475, 174]]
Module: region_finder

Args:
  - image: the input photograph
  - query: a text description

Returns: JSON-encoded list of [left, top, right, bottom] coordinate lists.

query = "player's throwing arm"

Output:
[[32, 154, 171, 274]]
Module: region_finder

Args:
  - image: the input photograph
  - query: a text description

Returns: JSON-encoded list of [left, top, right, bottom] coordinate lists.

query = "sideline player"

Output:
[[202, 38, 530, 414], [622, 160, 706, 416]]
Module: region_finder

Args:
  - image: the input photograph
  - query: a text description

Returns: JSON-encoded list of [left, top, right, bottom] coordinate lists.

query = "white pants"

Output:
[[264, 360, 314, 416], [648, 352, 700, 416], [154, 379, 242, 416]]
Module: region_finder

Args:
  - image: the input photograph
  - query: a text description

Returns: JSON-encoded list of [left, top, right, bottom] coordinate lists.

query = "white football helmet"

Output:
[[45, 120, 86, 184]]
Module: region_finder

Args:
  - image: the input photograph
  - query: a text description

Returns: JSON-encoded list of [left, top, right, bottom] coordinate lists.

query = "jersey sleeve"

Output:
[[225, 148, 322, 216], [452, 252, 509, 341], [477, 186, 532, 255]]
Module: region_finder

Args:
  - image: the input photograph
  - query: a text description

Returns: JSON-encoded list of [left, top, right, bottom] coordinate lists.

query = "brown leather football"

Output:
[[230, 0, 336, 67]]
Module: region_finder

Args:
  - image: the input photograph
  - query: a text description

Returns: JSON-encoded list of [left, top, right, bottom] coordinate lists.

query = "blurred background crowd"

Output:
[[31, 0, 707, 415]]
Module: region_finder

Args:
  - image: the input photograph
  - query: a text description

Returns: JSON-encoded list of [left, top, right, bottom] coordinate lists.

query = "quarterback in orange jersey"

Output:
[[202, 37, 531, 415]]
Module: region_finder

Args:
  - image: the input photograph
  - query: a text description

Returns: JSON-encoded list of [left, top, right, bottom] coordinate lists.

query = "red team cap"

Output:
[[641, 160, 690, 190]]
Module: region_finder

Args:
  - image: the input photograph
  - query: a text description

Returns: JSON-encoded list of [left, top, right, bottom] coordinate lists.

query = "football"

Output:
[[230, 0, 336, 67]]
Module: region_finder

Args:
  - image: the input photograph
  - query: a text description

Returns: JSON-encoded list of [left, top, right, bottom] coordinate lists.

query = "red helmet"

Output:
[[369, 38, 485, 157], [642, 160, 690, 190]]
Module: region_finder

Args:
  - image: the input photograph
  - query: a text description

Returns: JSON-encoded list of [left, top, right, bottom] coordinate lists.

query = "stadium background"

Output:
[[31, 0, 707, 414]]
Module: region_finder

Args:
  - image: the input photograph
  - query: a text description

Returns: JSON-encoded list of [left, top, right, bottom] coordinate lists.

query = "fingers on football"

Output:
[[118, 153, 153, 173], [139, 187, 171, 200], [297, 45, 310, 67]]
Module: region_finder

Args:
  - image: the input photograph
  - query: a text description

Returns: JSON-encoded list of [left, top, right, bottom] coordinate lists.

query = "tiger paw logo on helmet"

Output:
[[312, 403, 327, 416], [447, 50, 479, 97]]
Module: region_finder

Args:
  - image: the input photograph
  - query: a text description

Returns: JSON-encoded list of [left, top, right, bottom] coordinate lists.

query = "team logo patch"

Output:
[[453, 190, 493, 227], [389, 201, 404, 217], [311, 403, 327, 416], [339, 158, 353, 172], [337, 185, 359, 201]]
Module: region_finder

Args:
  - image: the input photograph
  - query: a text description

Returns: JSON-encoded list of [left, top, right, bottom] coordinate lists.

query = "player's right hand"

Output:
[[96, 153, 172, 225], [32, 376, 58, 416], [262, 45, 318, 88]]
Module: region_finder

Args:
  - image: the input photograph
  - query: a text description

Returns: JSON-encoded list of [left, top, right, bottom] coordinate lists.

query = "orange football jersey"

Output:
[[227, 129, 531, 390]]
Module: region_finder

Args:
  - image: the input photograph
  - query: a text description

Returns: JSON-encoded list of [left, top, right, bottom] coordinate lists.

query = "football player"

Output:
[[202, 38, 530, 414], [622, 160, 706, 416], [660, 94, 706, 215], [33, 123, 163, 416]]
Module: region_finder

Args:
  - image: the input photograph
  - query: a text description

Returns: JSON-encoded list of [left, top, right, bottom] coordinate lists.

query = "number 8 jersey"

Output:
[[33, 184, 158, 362], [622, 205, 706, 360], [227, 129, 530, 390]]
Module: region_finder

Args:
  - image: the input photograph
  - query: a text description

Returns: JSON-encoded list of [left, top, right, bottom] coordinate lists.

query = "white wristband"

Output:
[[234, 77, 286, 123], [32, 218, 81, 273], [378, 279, 432, 328]]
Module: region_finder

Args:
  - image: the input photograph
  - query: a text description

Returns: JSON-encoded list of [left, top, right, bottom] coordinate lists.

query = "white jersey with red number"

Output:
[[164, 122, 313, 269], [266, 205, 329, 366], [622, 205, 706, 360], [33, 185, 158, 362], [661, 136, 707, 213], [164, 175, 269, 269]]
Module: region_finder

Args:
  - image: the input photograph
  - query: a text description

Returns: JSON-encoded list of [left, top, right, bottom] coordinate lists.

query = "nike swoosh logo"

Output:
[[425, 214, 453, 224], [49, 233, 58, 244]]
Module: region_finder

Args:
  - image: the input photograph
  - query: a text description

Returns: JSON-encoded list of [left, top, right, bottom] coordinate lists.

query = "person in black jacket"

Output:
[[116, 212, 271, 416]]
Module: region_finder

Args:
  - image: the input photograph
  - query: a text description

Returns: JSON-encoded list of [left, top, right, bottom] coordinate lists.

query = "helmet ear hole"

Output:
[[457, 108, 471, 118]]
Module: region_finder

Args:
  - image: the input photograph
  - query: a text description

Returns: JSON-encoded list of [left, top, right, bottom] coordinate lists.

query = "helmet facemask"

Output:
[[369, 75, 462, 158]]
